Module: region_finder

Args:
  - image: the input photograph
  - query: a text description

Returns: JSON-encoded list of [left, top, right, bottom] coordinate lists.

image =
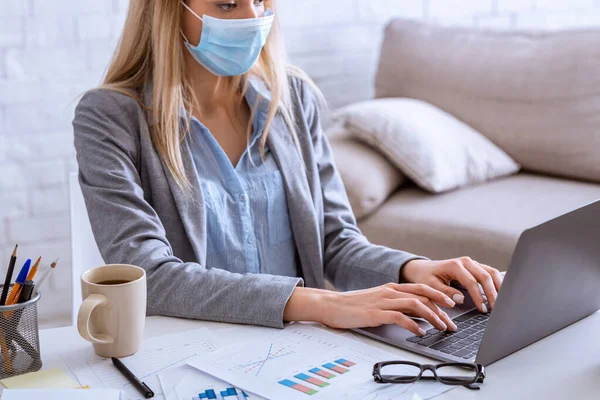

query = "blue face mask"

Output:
[[181, 2, 274, 77]]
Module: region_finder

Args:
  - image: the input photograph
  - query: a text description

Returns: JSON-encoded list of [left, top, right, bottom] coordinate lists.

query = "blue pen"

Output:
[[6, 259, 31, 305]]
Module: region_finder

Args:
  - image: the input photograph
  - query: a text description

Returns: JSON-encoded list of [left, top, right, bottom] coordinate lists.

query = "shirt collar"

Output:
[[143, 76, 272, 126]]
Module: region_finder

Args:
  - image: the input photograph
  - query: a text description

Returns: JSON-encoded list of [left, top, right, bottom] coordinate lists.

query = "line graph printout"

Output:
[[60, 329, 224, 400], [187, 323, 454, 400], [231, 343, 295, 376]]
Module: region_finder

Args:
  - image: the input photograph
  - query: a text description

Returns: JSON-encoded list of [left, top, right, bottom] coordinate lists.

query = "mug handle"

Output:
[[77, 294, 115, 344]]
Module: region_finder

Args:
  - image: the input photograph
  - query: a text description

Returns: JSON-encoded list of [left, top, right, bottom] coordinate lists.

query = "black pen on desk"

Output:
[[112, 357, 155, 398]]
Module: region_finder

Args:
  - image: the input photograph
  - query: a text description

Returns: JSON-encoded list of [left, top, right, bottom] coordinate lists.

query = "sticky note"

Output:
[[0, 367, 81, 389]]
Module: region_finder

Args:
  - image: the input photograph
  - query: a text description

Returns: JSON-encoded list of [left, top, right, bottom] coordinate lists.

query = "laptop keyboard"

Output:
[[405, 308, 490, 360]]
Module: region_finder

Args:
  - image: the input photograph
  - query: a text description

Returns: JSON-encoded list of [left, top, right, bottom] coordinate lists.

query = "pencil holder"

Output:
[[0, 284, 42, 379]]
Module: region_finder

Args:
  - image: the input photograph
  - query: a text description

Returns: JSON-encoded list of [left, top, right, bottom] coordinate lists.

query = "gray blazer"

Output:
[[73, 76, 422, 328]]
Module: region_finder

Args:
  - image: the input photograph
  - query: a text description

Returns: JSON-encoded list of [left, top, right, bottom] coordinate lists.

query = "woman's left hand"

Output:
[[400, 257, 503, 313]]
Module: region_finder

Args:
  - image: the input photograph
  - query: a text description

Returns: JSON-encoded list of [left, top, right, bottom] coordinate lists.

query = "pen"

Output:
[[35, 258, 58, 294], [17, 281, 34, 304], [8, 281, 35, 322], [12, 256, 41, 305], [6, 259, 31, 306], [112, 357, 154, 398], [0, 245, 18, 305]]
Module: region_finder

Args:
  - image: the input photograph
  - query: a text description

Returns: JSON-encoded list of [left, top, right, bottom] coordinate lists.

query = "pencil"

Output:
[[0, 245, 18, 306], [0, 245, 17, 373], [0, 328, 12, 374], [26, 256, 41, 282]]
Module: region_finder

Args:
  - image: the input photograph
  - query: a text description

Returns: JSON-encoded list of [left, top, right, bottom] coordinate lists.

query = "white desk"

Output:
[[38, 312, 600, 400]]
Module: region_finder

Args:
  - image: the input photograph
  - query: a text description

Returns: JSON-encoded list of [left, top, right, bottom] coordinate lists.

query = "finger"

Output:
[[386, 291, 455, 329], [380, 311, 426, 337], [389, 298, 448, 331], [459, 266, 494, 311], [426, 280, 466, 306], [388, 283, 456, 308], [477, 262, 503, 292], [463, 258, 497, 310], [413, 295, 457, 331], [449, 261, 487, 313]]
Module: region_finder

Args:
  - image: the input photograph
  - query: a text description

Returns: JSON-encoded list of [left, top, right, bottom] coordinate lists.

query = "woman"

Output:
[[73, 0, 502, 336]]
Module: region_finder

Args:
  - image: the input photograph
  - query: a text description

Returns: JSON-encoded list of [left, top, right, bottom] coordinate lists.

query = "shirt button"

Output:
[[247, 236, 254, 244], [239, 194, 247, 202]]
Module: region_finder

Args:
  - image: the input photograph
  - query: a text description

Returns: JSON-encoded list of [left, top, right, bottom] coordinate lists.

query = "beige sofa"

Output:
[[329, 19, 600, 271]]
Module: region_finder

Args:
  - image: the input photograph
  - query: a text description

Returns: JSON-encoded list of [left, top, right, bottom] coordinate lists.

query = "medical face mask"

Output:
[[181, 2, 274, 76]]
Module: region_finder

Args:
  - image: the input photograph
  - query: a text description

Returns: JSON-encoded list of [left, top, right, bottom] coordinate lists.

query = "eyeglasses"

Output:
[[372, 361, 486, 390]]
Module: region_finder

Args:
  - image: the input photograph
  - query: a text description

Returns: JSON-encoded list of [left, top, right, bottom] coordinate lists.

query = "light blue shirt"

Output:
[[188, 79, 299, 277]]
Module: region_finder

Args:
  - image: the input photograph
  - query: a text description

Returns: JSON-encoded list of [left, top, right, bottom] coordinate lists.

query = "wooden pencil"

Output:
[[0, 245, 18, 306]]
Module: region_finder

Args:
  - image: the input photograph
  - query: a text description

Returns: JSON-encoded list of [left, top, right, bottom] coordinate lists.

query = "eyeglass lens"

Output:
[[435, 364, 478, 383], [379, 363, 478, 384], [379, 363, 422, 381]]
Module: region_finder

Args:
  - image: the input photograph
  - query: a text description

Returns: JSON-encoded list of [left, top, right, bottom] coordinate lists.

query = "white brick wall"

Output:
[[357, 0, 426, 22], [1, 0, 599, 329]]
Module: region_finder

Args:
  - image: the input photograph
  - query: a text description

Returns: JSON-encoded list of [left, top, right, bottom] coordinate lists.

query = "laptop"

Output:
[[354, 200, 600, 366]]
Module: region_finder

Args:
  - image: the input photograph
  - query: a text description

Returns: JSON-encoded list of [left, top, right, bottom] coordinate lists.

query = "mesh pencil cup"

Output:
[[0, 284, 42, 379]]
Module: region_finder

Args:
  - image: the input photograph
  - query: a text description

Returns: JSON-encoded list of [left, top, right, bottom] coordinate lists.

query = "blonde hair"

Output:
[[98, 0, 326, 190]]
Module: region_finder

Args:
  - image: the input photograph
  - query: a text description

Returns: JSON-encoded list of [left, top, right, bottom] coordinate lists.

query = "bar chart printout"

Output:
[[323, 362, 348, 374], [309, 368, 335, 379], [335, 358, 356, 367], [157, 363, 258, 400], [279, 379, 318, 395], [278, 359, 355, 396], [193, 387, 249, 400], [295, 373, 329, 388], [187, 323, 454, 399]]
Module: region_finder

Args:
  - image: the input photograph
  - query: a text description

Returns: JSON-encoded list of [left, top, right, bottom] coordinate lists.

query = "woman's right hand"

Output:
[[283, 283, 458, 336]]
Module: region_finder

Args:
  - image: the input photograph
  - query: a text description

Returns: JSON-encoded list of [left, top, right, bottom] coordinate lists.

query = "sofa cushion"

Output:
[[359, 173, 600, 271], [329, 138, 405, 219], [332, 98, 520, 193], [375, 19, 600, 183]]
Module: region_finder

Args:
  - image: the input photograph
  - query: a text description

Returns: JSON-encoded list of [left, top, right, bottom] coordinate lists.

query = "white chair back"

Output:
[[69, 172, 104, 326]]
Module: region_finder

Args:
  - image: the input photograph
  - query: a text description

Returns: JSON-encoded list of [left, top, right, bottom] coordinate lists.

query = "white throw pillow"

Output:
[[332, 98, 520, 193], [376, 19, 600, 183]]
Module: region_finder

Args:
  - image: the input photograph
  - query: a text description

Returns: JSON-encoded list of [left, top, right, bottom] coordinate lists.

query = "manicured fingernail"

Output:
[[419, 328, 427, 336], [481, 303, 488, 313], [449, 320, 458, 331], [453, 294, 464, 304], [445, 297, 456, 307], [438, 320, 447, 331]]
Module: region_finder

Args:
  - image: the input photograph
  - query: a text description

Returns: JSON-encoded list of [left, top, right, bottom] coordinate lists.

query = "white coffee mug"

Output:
[[77, 264, 146, 358]]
